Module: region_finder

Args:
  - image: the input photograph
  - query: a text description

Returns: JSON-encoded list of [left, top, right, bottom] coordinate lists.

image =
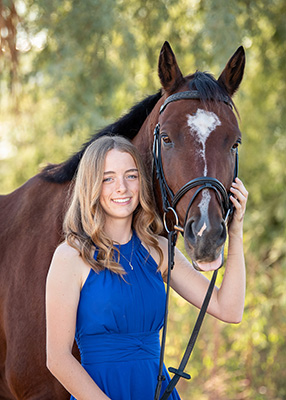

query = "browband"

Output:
[[160, 90, 232, 114]]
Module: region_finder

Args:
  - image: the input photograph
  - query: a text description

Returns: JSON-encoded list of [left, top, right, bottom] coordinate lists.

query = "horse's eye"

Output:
[[231, 140, 240, 152], [161, 134, 172, 144]]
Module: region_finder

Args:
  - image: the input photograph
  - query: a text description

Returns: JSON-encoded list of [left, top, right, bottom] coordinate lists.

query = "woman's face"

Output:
[[100, 149, 140, 225]]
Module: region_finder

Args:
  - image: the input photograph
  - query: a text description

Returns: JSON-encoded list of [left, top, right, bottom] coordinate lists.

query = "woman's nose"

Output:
[[116, 177, 127, 192]]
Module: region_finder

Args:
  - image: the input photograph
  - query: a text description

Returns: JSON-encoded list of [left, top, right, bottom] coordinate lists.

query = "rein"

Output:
[[153, 91, 238, 400]]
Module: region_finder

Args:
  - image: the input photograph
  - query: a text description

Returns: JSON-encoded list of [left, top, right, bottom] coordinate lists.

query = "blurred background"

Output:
[[0, 0, 285, 399]]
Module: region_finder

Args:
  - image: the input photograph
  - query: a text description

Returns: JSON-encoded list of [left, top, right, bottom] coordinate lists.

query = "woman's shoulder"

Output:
[[156, 234, 168, 250], [53, 241, 81, 261], [140, 234, 168, 273], [49, 242, 89, 288], [153, 234, 168, 261], [139, 233, 168, 249]]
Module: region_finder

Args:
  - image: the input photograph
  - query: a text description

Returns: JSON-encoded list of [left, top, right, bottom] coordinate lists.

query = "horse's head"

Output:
[[148, 42, 245, 271]]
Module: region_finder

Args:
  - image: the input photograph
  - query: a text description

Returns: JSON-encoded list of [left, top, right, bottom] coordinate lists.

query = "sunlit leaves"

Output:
[[1, 1, 285, 398]]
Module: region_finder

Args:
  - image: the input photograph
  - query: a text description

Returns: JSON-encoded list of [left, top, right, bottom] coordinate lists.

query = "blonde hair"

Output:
[[63, 135, 163, 275]]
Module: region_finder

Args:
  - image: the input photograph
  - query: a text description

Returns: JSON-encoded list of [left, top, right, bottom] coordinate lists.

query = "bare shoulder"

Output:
[[156, 235, 196, 277], [51, 242, 82, 273], [156, 235, 168, 253], [53, 241, 81, 259], [46, 243, 87, 330], [145, 235, 169, 275], [48, 242, 90, 290]]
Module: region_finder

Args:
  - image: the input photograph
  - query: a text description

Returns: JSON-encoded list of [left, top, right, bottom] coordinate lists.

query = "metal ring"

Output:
[[163, 207, 179, 233]]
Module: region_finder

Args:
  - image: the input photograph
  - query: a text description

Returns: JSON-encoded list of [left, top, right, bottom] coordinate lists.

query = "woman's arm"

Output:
[[46, 243, 111, 400], [215, 177, 248, 322], [159, 178, 248, 324]]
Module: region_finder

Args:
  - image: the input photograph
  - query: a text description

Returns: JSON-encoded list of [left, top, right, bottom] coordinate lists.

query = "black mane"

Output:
[[40, 72, 234, 185], [40, 91, 162, 183], [188, 71, 233, 107]]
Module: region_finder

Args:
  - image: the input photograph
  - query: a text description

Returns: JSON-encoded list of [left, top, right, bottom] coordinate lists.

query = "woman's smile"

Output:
[[112, 197, 132, 204]]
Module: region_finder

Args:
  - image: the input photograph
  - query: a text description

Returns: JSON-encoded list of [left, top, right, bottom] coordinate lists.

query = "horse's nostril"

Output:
[[184, 219, 227, 249], [217, 222, 227, 246], [185, 220, 196, 245], [221, 222, 226, 238]]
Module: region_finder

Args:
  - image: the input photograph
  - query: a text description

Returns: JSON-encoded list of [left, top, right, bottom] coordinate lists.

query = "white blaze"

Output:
[[187, 109, 221, 233], [187, 109, 221, 176], [198, 189, 211, 231]]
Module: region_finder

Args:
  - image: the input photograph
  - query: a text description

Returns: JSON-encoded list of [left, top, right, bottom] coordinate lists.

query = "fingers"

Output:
[[229, 178, 248, 219], [231, 177, 248, 198]]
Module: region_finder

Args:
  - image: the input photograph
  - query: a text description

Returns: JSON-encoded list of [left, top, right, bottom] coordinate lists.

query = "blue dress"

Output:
[[71, 231, 180, 400]]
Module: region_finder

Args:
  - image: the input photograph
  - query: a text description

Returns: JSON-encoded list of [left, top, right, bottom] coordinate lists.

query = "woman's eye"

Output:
[[126, 174, 138, 180], [103, 177, 113, 183]]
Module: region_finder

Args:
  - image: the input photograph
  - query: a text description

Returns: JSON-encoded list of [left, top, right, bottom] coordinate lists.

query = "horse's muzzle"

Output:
[[184, 218, 227, 271]]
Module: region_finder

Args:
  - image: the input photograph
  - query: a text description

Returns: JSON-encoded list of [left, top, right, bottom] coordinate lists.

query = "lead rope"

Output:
[[154, 231, 220, 400], [159, 269, 218, 400], [154, 230, 177, 400]]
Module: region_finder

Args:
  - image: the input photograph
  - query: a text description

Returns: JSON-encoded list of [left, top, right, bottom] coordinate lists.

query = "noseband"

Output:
[[154, 90, 239, 400], [153, 90, 238, 233]]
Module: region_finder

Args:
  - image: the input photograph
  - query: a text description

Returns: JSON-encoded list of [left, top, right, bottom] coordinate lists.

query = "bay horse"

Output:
[[0, 41, 245, 399]]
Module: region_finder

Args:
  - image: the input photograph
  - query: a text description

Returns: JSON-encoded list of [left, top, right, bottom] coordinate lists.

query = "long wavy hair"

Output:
[[63, 135, 163, 275]]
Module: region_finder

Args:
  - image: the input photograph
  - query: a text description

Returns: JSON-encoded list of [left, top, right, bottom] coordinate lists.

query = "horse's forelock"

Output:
[[188, 71, 233, 106]]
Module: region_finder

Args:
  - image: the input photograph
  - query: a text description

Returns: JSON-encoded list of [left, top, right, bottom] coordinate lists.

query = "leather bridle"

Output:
[[153, 91, 238, 400], [153, 91, 238, 230]]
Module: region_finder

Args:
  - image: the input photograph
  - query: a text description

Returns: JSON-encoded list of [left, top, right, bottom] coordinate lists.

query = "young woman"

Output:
[[46, 135, 248, 400]]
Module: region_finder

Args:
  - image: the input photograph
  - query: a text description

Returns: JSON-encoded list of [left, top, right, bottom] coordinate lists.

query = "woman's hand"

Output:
[[229, 177, 248, 237]]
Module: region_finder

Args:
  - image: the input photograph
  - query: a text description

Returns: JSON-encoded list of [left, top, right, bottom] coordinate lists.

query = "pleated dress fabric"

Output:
[[70, 231, 180, 400]]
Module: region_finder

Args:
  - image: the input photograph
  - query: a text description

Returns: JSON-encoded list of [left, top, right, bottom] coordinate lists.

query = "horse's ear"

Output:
[[218, 46, 245, 97], [158, 41, 184, 93]]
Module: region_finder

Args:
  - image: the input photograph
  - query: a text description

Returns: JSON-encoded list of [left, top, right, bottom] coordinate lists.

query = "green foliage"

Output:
[[0, 0, 285, 398]]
